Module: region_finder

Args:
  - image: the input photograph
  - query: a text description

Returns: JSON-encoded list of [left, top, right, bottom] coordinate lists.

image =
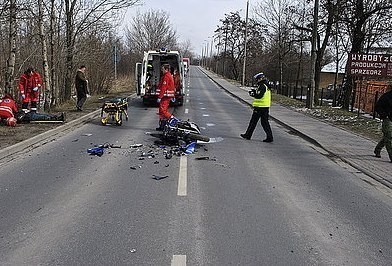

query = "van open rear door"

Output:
[[135, 62, 142, 95]]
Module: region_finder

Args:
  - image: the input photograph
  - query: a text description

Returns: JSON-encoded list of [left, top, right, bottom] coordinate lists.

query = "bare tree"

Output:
[[254, 0, 297, 91], [177, 39, 195, 59], [339, 0, 392, 109], [4, 0, 17, 95], [215, 11, 263, 81], [125, 9, 178, 58], [62, 0, 141, 101]]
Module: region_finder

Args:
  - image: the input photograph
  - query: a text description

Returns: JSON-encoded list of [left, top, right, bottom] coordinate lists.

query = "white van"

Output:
[[135, 48, 185, 106]]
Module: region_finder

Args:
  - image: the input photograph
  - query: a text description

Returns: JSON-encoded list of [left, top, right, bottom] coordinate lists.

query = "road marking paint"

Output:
[[206, 123, 215, 126], [202, 114, 210, 117], [172, 255, 186, 266], [200, 107, 206, 110], [178, 156, 187, 196], [185, 108, 189, 114], [186, 99, 189, 103]]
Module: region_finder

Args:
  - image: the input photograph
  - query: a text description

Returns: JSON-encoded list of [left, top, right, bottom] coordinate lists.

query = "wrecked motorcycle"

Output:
[[161, 117, 210, 143]]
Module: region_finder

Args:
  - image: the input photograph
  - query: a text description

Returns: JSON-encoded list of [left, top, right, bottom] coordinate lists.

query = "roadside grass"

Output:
[[272, 93, 382, 142]]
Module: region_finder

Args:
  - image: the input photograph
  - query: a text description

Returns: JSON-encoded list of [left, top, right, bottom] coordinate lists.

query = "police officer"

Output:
[[240, 72, 273, 142], [374, 84, 392, 162]]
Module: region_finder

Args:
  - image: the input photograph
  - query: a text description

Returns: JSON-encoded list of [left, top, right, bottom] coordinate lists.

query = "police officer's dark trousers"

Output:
[[244, 107, 273, 140]]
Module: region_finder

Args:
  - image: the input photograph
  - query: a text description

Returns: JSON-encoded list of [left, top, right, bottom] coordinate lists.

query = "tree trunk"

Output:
[[343, 0, 365, 110], [38, 0, 52, 111], [64, 0, 75, 102], [5, 0, 17, 95], [49, 0, 58, 107]]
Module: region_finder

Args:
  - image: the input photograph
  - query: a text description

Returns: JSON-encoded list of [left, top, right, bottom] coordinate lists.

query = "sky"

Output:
[[123, 0, 248, 56]]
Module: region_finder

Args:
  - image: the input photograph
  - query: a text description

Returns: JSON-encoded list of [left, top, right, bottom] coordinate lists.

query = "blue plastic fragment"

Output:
[[87, 147, 104, 156], [184, 142, 196, 154]]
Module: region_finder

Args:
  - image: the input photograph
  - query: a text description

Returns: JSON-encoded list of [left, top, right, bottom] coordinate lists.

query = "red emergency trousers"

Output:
[[0, 97, 18, 120], [19, 73, 41, 111], [158, 72, 175, 120]]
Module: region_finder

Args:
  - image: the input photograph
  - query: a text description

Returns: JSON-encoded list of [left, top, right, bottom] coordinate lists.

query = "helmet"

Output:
[[6, 117, 17, 127], [254, 72, 266, 80]]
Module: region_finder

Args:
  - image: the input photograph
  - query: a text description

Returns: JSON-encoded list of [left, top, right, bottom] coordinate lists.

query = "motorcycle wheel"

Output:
[[187, 133, 210, 142]]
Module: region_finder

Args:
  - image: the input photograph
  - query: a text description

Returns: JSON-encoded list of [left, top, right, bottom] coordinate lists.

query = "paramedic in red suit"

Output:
[[19, 67, 40, 113], [32, 68, 42, 98], [0, 94, 18, 126], [156, 64, 175, 130]]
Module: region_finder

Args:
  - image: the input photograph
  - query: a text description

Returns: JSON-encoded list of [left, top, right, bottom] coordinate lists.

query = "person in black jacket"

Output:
[[374, 85, 392, 162], [74, 65, 89, 111]]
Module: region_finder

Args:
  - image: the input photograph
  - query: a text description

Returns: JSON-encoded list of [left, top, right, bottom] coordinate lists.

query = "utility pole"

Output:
[[308, 0, 319, 108], [209, 36, 214, 70], [242, 0, 249, 86], [199, 45, 203, 66], [114, 44, 117, 80]]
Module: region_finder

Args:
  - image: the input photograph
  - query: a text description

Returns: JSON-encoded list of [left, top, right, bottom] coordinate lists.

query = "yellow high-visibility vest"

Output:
[[253, 84, 271, 107]]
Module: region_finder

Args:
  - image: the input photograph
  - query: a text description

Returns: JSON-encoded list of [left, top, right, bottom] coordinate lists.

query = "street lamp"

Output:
[[208, 36, 214, 70], [242, 0, 249, 86], [308, 0, 319, 109]]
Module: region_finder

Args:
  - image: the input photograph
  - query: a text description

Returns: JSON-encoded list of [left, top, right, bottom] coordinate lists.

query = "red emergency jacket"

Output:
[[19, 73, 34, 95], [158, 71, 175, 99], [33, 71, 42, 90], [0, 95, 18, 119]]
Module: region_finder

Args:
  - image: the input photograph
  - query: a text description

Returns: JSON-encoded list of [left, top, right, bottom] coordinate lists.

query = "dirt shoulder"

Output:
[[0, 93, 130, 149]]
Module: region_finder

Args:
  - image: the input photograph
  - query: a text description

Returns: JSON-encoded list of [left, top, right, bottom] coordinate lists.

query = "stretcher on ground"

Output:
[[100, 97, 129, 126]]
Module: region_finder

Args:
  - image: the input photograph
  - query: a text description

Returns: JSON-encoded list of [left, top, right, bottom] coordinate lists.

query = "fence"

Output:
[[353, 80, 388, 118], [274, 80, 389, 118]]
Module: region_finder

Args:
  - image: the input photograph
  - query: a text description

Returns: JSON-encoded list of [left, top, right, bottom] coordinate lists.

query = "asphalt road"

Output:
[[0, 66, 391, 265]]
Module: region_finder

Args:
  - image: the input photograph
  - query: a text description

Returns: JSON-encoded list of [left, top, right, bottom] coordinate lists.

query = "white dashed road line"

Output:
[[178, 156, 187, 196], [171, 255, 186, 266]]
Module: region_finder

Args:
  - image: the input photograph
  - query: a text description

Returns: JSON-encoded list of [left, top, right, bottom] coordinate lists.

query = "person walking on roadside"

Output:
[[74, 65, 89, 111], [240, 72, 273, 142], [19, 67, 40, 113], [374, 84, 392, 162], [156, 64, 176, 131]]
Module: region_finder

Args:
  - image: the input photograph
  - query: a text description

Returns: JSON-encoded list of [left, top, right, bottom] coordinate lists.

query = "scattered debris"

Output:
[[82, 133, 93, 136], [87, 147, 104, 156], [184, 142, 196, 154], [195, 156, 216, 161], [152, 175, 168, 180], [110, 144, 121, 148], [130, 144, 143, 148]]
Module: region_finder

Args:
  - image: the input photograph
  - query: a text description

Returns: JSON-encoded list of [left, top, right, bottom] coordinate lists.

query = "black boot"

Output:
[[57, 112, 66, 122], [156, 119, 167, 131]]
